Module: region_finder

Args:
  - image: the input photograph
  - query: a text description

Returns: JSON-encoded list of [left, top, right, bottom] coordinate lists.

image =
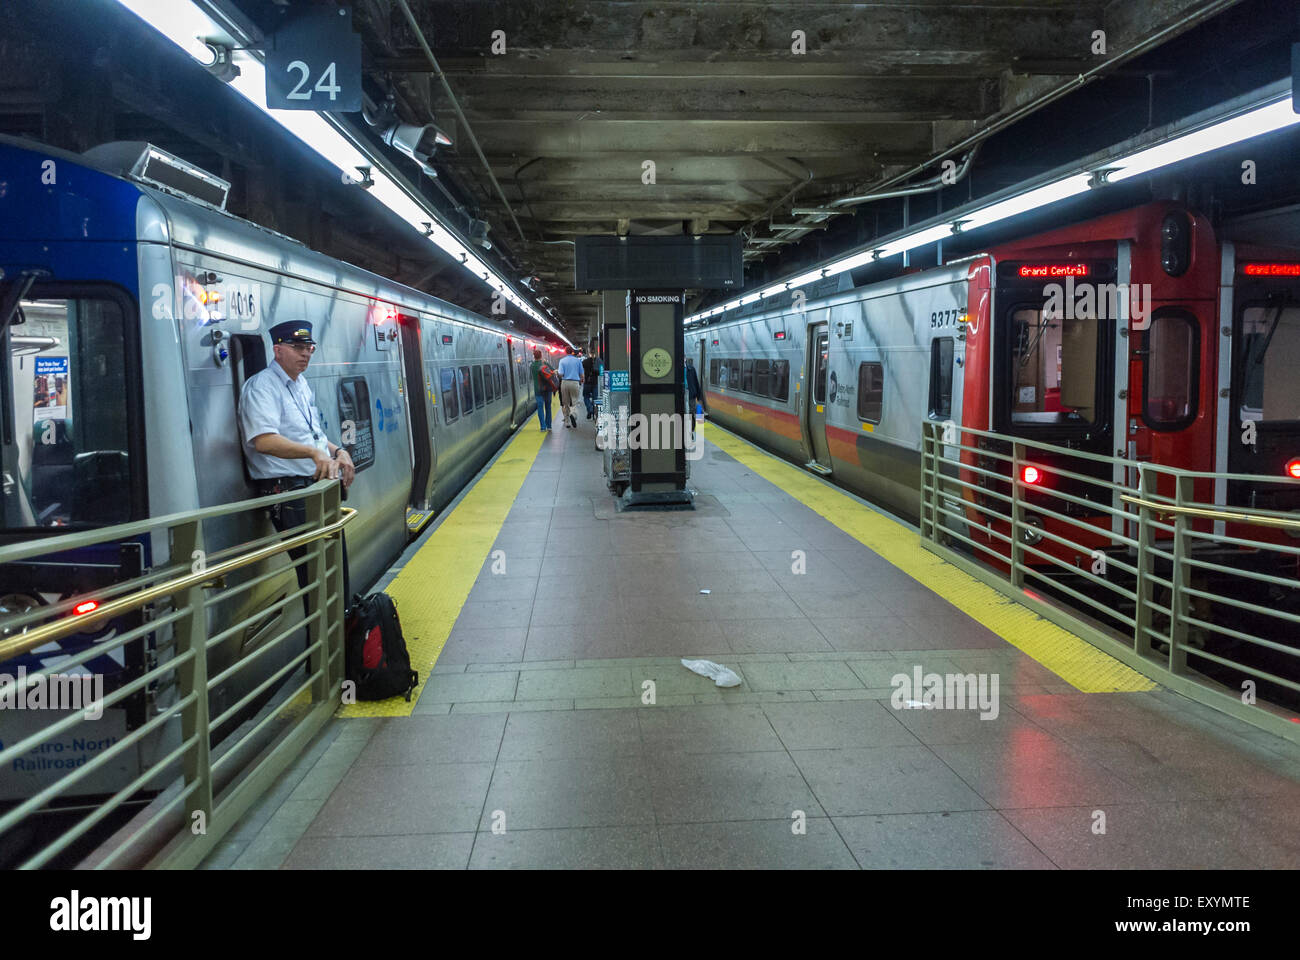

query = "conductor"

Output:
[[239, 320, 354, 584]]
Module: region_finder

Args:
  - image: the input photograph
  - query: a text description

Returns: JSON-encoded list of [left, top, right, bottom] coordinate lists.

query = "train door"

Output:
[[505, 337, 518, 423], [805, 322, 833, 473], [397, 313, 434, 529], [697, 337, 707, 413]]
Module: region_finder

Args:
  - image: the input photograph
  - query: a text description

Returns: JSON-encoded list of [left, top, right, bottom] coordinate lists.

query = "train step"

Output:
[[803, 461, 833, 476], [405, 507, 434, 537]]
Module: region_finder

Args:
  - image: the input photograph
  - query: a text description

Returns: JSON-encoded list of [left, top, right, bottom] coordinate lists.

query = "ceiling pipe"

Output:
[[394, 0, 529, 246], [794, 144, 980, 214]]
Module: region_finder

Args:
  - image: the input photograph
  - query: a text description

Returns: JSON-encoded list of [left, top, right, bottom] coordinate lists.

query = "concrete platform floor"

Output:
[[203, 417, 1300, 869]]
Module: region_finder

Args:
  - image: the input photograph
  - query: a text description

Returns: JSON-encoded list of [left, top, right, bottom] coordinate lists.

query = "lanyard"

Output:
[[284, 377, 321, 441]]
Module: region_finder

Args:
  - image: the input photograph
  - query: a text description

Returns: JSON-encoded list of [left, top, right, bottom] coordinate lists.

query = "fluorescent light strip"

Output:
[[687, 95, 1299, 325], [112, 0, 569, 343], [1108, 98, 1300, 182]]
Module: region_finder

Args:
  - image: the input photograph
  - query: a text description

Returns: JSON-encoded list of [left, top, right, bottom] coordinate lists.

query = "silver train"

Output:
[[0, 137, 537, 804], [696, 262, 968, 522]]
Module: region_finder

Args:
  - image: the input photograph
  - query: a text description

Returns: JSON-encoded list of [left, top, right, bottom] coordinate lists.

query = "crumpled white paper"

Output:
[[680, 658, 742, 688]]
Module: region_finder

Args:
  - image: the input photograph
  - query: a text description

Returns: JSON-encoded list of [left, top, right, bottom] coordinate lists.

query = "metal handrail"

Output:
[[0, 508, 355, 663], [919, 419, 1300, 747], [1120, 495, 1300, 530]]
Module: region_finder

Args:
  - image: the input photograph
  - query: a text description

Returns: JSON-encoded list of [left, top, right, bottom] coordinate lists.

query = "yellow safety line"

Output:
[[701, 423, 1154, 693], [337, 427, 547, 717]]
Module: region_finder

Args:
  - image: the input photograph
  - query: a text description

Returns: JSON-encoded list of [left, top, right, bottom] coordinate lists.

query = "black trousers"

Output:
[[257, 476, 349, 600]]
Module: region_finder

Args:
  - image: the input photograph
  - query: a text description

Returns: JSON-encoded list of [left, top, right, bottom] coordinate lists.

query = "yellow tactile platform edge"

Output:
[[337, 427, 547, 717], [701, 423, 1155, 693]]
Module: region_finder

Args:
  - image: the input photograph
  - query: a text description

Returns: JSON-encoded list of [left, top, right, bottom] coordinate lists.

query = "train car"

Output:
[[0, 136, 539, 805], [700, 200, 1299, 538]]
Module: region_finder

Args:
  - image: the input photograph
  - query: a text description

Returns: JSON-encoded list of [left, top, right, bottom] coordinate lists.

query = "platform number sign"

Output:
[[265, 6, 362, 112]]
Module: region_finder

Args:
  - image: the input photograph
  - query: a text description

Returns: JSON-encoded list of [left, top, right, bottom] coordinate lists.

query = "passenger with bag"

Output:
[[529, 348, 559, 431]]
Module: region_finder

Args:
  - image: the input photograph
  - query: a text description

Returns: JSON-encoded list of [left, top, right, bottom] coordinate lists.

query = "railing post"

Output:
[[326, 482, 345, 690], [170, 518, 213, 836], [1168, 473, 1192, 675], [1010, 442, 1024, 589], [1133, 466, 1157, 658], [303, 488, 330, 703], [921, 422, 934, 540]]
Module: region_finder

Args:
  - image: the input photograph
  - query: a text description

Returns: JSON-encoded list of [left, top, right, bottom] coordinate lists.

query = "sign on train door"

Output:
[[806, 323, 833, 473]]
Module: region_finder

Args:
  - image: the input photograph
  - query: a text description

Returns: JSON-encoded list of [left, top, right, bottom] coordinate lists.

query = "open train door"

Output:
[[803, 322, 833, 474], [396, 312, 436, 535]]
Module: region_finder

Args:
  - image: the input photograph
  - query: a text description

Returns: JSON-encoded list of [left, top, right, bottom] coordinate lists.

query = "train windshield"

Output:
[[1238, 304, 1300, 423], [1, 296, 132, 528], [1009, 307, 1099, 424]]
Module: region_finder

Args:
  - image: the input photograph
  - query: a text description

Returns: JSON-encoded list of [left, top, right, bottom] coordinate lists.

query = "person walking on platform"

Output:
[[529, 348, 555, 431], [239, 320, 354, 590], [557, 347, 584, 429], [582, 349, 600, 420], [684, 357, 704, 429]]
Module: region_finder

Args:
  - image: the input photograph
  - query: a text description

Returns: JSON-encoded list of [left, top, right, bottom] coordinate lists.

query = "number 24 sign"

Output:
[[265, 7, 362, 112]]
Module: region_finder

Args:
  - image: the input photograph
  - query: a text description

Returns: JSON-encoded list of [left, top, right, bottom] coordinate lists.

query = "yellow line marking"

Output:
[[701, 423, 1154, 693], [337, 427, 547, 718]]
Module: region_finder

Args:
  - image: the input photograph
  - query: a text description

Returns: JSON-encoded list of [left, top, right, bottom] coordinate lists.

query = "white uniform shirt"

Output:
[[558, 355, 584, 381], [239, 360, 330, 479]]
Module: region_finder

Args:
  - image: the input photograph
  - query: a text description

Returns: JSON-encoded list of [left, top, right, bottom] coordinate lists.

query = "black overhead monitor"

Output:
[[574, 235, 743, 290]]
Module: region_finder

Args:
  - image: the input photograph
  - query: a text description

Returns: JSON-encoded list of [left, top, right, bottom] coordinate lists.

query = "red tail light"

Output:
[[1286, 458, 1300, 480], [73, 600, 99, 616], [1021, 465, 1042, 485]]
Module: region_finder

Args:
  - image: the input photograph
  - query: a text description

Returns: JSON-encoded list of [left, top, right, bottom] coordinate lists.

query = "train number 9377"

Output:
[[929, 309, 963, 328]]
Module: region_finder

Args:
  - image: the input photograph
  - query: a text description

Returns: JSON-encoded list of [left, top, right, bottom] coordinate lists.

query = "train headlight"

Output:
[[1285, 458, 1300, 480]]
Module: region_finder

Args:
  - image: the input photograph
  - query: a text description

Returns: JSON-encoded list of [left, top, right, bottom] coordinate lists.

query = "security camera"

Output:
[[468, 218, 492, 250], [383, 123, 453, 172]]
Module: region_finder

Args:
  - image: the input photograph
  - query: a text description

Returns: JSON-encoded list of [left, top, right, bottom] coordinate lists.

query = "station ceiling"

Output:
[[1, 0, 1296, 341], [370, 0, 1239, 333]]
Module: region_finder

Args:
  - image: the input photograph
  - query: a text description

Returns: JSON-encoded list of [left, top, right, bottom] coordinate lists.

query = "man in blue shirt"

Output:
[[557, 347, 584, 429], [239, 320, 354, 585]]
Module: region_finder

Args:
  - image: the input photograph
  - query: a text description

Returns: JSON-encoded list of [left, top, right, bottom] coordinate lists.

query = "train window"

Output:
[[857, 362, 883, 424], [770, 359, 789, 401], [458, 365, 473, 413], [754, 359, 770, 397], [1143, 310, 1198, 429], [497, 363, 507, 398], [440, 368, 459, 423], [1010, 307, 1097, 424], [483, 363, 494, 403], [929, 338, 954, 419], [337, 377, 376, 471], [4, 296, 133, 527], [472, 365, 485, 408], [741, 359, 754, 393], [728, 359, 740, 390], [717, 360, 729, 388], [814, 332, 829, 404], [1238, 304, 1300, 422], [709, 358, 720, 387]]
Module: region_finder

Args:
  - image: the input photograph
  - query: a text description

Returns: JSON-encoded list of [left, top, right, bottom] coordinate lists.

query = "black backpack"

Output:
[[344, 593, 418, 701]]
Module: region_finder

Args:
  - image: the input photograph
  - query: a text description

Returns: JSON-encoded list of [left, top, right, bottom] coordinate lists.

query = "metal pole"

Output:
[[171, 519, 213, 835], [1169, 474, 1193, 674], [1133, 466, 1157, 658], [1010, 443, 1024, 589]]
